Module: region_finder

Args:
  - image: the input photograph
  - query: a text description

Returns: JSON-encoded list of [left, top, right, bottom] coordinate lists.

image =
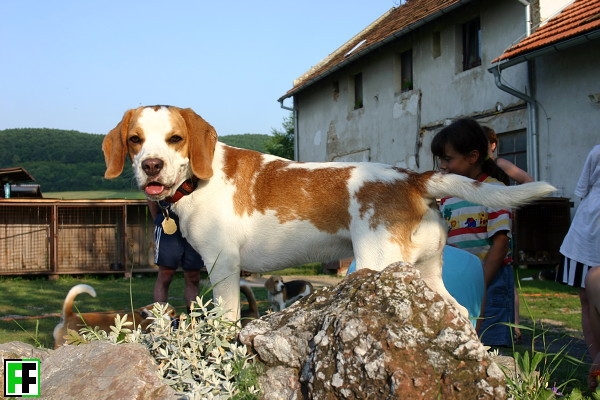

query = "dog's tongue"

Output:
[[145, 183, 165, 196]]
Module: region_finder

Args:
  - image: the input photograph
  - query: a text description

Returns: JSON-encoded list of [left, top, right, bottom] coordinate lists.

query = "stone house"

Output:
[[278, 0, 600, 207]]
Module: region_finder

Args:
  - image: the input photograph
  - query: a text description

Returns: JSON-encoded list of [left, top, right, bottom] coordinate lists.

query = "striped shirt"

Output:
[[439, 175, 513, 264]]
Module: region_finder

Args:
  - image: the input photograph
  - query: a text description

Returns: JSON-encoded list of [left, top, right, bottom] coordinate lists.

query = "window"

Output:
[[400, 49, 413, 92], [497, 130, 528, 185], [353, 73, 363, 109], [462, 18, 481, 70]]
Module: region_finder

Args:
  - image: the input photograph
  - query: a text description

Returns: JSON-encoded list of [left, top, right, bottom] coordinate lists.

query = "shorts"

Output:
[[154, 212, 205, 271], [557, 255, 593, 288]]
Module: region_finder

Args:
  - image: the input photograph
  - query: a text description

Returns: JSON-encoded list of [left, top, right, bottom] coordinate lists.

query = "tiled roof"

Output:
[[279, 0, 467, 101], [493, 0, 600, 63]]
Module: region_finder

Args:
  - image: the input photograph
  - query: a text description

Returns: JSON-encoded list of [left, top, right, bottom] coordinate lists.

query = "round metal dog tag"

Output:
[[162, 217, 177, 235]]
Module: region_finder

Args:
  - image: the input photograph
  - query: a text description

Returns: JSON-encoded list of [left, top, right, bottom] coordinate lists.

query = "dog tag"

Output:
[[162, 217, 177, 235]]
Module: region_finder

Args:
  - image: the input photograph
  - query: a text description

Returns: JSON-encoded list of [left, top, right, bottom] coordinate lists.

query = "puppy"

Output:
[[240, 284, 259, 327], [264, 275, 314, 311], [53, 284, 176, 348]]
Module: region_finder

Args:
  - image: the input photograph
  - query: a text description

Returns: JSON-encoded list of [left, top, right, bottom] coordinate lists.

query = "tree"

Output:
[[265, 113, 294, 160]]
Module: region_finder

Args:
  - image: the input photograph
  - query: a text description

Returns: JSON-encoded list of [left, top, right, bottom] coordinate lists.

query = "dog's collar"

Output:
[[164, 177, 199, 203]]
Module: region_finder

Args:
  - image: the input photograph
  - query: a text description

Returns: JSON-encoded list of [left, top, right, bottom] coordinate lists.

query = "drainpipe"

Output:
[[490, 64, 539, 180], [278, 99, 299, 161], [488, 0, 539, 179]]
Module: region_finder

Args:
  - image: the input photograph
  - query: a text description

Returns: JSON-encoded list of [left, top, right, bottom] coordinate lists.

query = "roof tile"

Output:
[[494, 0, 600, 62], [283, 0, 463, 99]]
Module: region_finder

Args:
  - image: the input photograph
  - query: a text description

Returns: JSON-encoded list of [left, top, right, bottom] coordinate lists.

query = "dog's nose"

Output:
[[142, 158, 163, 177]]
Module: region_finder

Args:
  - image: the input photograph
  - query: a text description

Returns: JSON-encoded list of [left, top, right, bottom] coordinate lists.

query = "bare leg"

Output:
[[183, 270, 200, 310], [583, 266, 600, 389], [154, 267, 176, 303]]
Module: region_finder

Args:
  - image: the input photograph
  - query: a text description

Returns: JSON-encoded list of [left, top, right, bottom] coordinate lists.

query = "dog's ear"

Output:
[[102, 109, 134, 179], [179, 108, 217, 180], [264, 277, 274, 292]]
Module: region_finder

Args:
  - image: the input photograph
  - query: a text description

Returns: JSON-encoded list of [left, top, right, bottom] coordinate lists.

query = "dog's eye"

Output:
[[129, 136, 141, 144], [168, 135, 182, 144]]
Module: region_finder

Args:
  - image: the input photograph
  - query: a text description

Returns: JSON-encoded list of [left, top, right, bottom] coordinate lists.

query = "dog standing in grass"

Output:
[[264, 276, 314, 311], [53, 284, 176, 348]]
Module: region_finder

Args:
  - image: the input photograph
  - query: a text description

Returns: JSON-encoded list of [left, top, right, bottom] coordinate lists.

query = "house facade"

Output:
[[278, 0, 600, 210]]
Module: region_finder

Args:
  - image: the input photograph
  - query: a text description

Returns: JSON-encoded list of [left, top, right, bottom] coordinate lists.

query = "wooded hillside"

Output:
[[0, 128, 271, 192]]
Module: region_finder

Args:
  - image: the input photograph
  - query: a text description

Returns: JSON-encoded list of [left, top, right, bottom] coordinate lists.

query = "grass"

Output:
[[0, 264, 324, 348], [0, 264, 593, 395], [516, 267, 582, 333], [507, 266, 591, 395]]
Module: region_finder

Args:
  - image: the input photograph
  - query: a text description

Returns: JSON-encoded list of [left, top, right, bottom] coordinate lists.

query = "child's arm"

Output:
[[482, 231, 510, 286]]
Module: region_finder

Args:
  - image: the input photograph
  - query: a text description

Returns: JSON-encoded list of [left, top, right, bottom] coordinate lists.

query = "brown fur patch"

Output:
[[223, 147, 353, 233], [355, 169, 432, 253]]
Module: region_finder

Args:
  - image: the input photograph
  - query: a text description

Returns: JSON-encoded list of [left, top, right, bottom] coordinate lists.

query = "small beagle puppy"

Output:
[[53, 284, 176, 348], [264, 275, 314, 311]]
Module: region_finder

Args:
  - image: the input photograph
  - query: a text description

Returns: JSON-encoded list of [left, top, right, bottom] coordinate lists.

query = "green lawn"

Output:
[[516, 267, 582, 333], [0, 264, 320, 348], [0, 267, 583, 349], [0, 265, 592, 395]]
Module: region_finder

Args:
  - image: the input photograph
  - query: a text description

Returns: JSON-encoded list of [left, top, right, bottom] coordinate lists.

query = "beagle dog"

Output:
[[53, 284, 176, 348], [102, 105, 555, 321], [264, 275, 314, 311]]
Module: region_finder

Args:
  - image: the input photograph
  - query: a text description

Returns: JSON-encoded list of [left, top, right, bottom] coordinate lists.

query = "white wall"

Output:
[[539, 0, 573, 22], [294, 0, 530, 174], [293, 0, 598, 213], [534, 39, 600, 205]]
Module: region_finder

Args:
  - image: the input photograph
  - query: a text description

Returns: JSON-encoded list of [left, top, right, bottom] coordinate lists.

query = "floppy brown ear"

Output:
[[264, 277, 274, 292], [179, 108, 218, 180], [102, 109, 134, 179]]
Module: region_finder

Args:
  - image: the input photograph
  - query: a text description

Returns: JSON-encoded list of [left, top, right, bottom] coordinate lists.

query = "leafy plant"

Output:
[[501, 338, 580, 399], [70, 299, 261, 399], [498, 288, 598, 399]]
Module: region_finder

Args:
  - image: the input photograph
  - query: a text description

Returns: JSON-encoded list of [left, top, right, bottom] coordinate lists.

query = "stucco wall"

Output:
[[292, 0, 598, 218], [294, 0, 530, 174], [534, 39, 600, 208]]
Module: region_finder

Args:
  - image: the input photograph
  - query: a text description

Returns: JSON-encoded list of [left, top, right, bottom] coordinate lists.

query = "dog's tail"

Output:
[[61, 284, 96, 320], [425, 172, 556, 209], [240, 284, 259, 322]]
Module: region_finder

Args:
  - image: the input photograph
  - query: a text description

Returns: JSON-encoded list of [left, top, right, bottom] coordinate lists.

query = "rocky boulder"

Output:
[[240, 262, 506, 399], [0, 341, 176, 399]]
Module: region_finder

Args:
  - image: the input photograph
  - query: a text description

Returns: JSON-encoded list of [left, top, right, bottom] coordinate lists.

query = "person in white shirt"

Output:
[[556, 144, 600, 389]]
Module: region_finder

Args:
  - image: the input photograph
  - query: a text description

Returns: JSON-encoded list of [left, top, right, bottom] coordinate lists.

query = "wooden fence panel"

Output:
[[0, 199, 155, 275]]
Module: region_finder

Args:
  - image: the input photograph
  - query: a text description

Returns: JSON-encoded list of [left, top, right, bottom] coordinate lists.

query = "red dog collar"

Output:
[[164, 177, 198, 203]]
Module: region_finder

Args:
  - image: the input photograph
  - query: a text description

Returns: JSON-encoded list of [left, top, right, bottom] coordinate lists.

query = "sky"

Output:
[[0, 1, 397, 136]]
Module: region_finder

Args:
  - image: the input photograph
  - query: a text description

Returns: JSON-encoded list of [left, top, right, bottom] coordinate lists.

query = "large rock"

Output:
[[240, 262, 506, 399], [0, 341, 176, 400]]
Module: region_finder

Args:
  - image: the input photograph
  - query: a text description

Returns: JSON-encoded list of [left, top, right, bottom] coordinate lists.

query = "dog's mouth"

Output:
[[144, 182, 169, 197]]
